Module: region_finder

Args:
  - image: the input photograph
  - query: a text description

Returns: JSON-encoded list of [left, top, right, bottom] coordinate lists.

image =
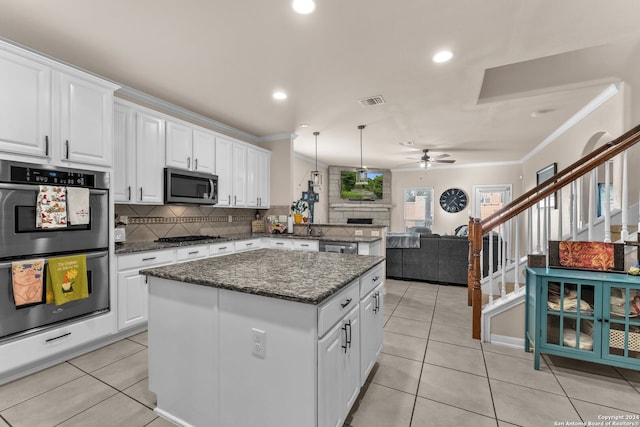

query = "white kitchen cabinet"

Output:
[[318, 287, 361, 427], [293, 239, 319, 251], [57, 72, 114, 167], [247, 147, 270, 208], [232, 143, 247, 207], [114, 100, 165, 204], [0, 41, 117, 166], [135, 110, 165, 204], [192, 128, 215, 173], [113, 102, 136, 202], [215, 136, 233, 206], [209, 241, 234, 257], [360, 282, 384, 384], [270, 238, 294, 250], [234, 239, 261, 252], [359, 264, 385, 384], [0, 47, 51, 158], [176, 245, 209, 261], [116, 249, 175, 331], [165, 120, 215, 173]]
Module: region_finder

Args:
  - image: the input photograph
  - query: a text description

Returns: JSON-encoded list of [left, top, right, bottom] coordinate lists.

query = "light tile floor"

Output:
[[1, 279, 639, 427]]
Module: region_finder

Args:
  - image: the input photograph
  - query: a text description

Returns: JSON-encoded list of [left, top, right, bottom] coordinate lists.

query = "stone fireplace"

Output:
[[328, 166, 391, 226]]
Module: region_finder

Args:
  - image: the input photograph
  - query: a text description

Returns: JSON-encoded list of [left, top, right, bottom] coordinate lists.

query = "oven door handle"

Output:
[[0, 183, 107, 195], [0, 250, 108, 269]]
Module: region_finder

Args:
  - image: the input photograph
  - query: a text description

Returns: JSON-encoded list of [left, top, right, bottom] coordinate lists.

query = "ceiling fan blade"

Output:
[[434, 159, 456, 163], [432, 153, 450, 159]]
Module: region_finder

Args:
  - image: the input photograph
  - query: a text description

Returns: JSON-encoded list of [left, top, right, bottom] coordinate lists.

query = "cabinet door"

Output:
[[113, 103, 136, 202], [165, 120, 193, 170], [318, 321, 345, 427], [343, 306, 361, 413], [542, 277, 599, 356], [246, 148, 259, 207], [192, 128, 215, 173], [232, 143, 247, 206], [215, 137, 233, 206], [117, 270, 148, 330], [257, 150, 270, 208], [603, 284, 640, 365], [58, 72, 113, 166], [135, 112, 165, 204], [0, 49, 51, 158]]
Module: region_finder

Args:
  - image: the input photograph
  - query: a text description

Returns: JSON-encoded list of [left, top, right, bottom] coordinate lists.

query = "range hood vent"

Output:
[[358, 95, 386, 107]]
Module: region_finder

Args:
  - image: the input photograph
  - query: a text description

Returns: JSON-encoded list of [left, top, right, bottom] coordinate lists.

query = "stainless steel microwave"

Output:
[[164, 168, 218, 205]]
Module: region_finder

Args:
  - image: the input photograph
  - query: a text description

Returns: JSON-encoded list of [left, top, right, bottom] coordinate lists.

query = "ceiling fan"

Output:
[[402, 149, 456, 169]]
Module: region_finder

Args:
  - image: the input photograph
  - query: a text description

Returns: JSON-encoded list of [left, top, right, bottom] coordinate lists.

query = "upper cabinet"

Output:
[[215, 137, 233, 207], [57, 72, 114, 167], [165, 120, 215, 174], [0, 41, 118, 167], [232, 143, 247, 207], [246, 147, 270, 208], [0, 49, 51, 158], [114, 99, 165, 204]]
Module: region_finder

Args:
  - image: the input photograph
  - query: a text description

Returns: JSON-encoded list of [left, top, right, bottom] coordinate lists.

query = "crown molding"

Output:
[[258, 133, 297, 143], [117, 85, 260, 144]]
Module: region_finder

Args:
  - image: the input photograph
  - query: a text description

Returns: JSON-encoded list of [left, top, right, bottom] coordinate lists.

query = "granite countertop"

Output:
[[140, 248, 385, 305], [115, 233, 382, 255]]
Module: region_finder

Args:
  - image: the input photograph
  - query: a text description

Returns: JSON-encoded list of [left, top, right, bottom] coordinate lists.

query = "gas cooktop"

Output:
[[155, 235, 222, 243]]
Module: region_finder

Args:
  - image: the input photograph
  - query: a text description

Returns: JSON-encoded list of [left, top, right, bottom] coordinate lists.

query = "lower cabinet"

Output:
[[318, 304, 360, 427], [116, 249, 174, 331], [360, 281, 385, 384], [147, 262, 385, 427]]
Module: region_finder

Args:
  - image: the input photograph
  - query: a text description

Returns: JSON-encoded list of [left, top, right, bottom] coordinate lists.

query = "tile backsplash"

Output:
[[115, 204, 290, 242]]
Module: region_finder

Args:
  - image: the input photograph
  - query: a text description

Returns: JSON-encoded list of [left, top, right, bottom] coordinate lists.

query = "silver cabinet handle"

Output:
[[188, 251, 199, 255], [246, 242, 254, 246], [65, 140, 70, 159], [218, 246, 228, 250], [142, 256, 157, 262], [228, 195, 231, 204], [195, 158, 198, 170], [209, 179, 215, 199], [187, 156, 191, 169], [373, 275, 380, 282], [234, 195, 236, 205], [128, 186, 131, 201], [140, 187, 143, 200], [45, 135, 49, 156], [340, 298, 352, 308]]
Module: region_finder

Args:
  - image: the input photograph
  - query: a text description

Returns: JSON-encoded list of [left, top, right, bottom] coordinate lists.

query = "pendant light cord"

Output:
[[358, 125, 366, 169], [314, 131, 319, 170]]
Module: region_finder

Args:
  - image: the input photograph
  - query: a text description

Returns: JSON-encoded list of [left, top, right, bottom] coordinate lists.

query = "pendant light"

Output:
[[355, 125, 368, 185], [310, 131, 322, 188]]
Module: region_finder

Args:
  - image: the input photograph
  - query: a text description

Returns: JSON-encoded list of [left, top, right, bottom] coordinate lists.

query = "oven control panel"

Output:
[[10, 165, 96, 187]]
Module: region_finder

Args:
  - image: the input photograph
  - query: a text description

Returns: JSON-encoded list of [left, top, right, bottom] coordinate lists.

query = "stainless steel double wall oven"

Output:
[[0, 160, 110, 342]]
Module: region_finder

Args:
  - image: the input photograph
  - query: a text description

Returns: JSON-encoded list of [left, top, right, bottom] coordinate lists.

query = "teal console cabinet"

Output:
[[526, 267, 640, 370]]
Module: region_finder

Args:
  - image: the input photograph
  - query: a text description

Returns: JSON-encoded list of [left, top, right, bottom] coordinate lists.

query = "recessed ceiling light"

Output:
[[432, 50, 453, 63], [299, 124, 310, 128], [292, 0, 315, 14], [273, 91, 287, 100]]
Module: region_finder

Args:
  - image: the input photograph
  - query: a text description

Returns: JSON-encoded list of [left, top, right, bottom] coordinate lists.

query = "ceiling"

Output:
[[1, 0, 640, 170]]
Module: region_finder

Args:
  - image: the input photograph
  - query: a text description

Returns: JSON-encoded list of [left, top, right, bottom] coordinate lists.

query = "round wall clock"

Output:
[[439, 188, 468, 213]]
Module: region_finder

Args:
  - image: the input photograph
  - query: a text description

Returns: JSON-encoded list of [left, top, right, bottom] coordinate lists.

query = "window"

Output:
[[473, 185, 512, 233], [404, 188, 434, 231]]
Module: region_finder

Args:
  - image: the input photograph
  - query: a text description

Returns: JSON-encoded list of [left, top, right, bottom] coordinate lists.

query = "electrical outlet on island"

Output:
[[251, 328, 266, 358], [355, 229, 363, 236]]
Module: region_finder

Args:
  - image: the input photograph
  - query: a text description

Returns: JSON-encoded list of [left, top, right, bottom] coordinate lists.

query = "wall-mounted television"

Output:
[[340, 170, 383, 201]]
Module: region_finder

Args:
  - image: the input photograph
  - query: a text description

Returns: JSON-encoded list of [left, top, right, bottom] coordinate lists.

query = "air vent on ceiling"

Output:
[[358, 95, 386, 107]]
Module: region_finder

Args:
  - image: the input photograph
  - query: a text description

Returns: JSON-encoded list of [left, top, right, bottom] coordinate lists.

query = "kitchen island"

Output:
[[141, 248, 385, 427]]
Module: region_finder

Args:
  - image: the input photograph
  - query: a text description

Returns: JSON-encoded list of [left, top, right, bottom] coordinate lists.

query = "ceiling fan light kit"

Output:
[[355, 125, 368, 186]]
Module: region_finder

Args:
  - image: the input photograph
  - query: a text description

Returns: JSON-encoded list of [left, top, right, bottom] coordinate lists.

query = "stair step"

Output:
[[482, 282, 518, 306], [610, 225, 638, 242]]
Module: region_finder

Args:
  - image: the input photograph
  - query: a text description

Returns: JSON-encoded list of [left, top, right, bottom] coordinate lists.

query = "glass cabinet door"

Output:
[[544, 279, 598, 353], [605, 285, 640, 361]]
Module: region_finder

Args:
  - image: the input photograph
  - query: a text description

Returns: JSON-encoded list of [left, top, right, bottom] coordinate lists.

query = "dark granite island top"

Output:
[[140, 248, 384, 305]]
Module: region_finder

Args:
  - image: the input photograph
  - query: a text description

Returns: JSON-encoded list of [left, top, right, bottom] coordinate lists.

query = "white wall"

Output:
[[262, 137, 294, 207], [391, 163, 523, 235]]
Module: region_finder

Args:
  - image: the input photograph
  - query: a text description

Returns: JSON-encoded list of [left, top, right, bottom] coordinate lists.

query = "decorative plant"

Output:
[[291, 199, 308, 214]]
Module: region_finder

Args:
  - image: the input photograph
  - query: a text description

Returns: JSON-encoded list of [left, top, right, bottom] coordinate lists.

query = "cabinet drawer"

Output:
[[318, 280, 360, 337], [270, 239, 293, 250], [360, 263, 385, 298], [176, 245, 209, 261], [293, 240, 319, 251], [117, 250, 175, 271], [209, 242, 234, 257], [235, 239, 261, 252]]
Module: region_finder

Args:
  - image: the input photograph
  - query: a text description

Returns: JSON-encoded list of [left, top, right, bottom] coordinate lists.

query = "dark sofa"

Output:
[[386, 233, 500, 285]]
